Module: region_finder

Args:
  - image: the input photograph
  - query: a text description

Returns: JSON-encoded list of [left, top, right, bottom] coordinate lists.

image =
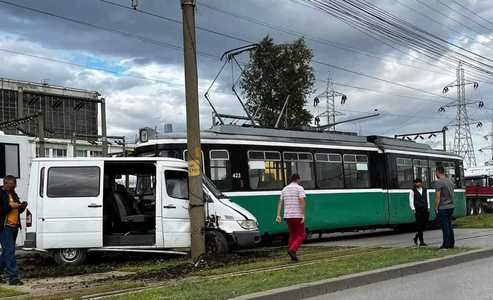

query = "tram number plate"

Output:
[[232, 172, 241, 179]]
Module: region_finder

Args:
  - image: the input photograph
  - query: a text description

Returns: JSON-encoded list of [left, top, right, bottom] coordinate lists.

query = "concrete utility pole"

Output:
[[181, 0, 206, 260]]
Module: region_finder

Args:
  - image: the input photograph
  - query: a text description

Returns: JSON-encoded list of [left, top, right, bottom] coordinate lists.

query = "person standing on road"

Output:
[[0, 176, 27, 285], [276, 173, 306, 262], [434, 166, 455, 249], [409, 178, 429, 247]]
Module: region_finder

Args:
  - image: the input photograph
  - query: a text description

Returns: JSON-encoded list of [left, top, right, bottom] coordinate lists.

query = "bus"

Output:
[[135, 125, 466, 239]]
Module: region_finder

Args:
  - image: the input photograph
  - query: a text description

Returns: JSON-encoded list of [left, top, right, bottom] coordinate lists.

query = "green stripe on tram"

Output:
[[230, 190, 466, 236]]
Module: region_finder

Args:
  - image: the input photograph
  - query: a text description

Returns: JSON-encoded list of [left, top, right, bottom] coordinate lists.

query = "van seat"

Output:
[[112, 191, 153, 227]]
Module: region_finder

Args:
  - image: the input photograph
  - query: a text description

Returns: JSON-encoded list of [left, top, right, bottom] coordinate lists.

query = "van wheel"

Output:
[[53, 248, 88, 265], [206, 231, 229, 256]]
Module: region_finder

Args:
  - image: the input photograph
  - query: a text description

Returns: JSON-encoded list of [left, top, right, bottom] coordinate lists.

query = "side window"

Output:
[[396, 158, 413, 188], [209, 150, 232, 191], [413, 159, 429, 188], [315, 153, 343, 188], [39, 167, 45, 197], [248, 150, 284, 190], [47, 167, 100, 197], [165, 170, 189, 200], [343, 154, 370, 188], [0, 144, 20, 178], [283, 152, 315, 188], [443, 161, 458, 187]]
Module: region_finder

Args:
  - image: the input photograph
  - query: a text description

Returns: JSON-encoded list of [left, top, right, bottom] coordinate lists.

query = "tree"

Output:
[[240, 36, 315, 129]]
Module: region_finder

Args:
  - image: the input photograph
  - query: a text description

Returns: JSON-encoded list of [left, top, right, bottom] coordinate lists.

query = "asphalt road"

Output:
[[307, 228, 493, 248], [308, 256, 493, 300]]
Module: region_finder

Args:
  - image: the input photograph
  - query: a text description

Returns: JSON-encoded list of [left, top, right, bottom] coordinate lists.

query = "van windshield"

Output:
[[203, 175, 226, 199]]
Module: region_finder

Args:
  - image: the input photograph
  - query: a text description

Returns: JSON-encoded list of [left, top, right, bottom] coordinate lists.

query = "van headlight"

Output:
[[237, 219, 258, 230]]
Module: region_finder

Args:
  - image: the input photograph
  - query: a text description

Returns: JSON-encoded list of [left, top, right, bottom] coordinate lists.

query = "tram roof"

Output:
[[368, 136, 462, 160], [141, 125, 379, 151], [139, 125, 462, 160]]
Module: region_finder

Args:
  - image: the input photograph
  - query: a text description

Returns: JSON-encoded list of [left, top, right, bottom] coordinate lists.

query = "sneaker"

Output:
[[439, 246, 449, 251], [8, 279, 23, 286], [413, 236, 418, 246], [287, 250, 299, 262], [419, 242, 428, 247]]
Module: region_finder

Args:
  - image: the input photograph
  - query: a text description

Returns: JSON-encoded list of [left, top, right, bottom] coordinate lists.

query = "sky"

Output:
[[0, 0, 493, 165]]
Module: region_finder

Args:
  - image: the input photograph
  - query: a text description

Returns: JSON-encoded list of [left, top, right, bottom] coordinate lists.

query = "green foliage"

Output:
[[240, 36, 315, 128]]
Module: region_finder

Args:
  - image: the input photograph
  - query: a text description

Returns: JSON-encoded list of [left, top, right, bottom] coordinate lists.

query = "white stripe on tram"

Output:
[[224, 188, 465, 197], [139, 138, 380, 152]]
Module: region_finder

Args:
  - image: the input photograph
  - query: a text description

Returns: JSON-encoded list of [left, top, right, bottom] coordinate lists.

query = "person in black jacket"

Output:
[[0, 175, 27, 285], [409, 178, 429, 247]]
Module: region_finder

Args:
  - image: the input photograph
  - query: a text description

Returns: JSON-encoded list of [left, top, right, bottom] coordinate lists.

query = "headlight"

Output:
[[237, 219, 258, 230]]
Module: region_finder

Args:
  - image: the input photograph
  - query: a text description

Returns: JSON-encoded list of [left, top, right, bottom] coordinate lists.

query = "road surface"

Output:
[[308, 255, 493, 300], [307, 228, 493, 248]]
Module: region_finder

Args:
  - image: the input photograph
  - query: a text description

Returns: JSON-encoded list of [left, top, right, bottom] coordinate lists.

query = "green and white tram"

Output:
[[135, 125, 466, 239]]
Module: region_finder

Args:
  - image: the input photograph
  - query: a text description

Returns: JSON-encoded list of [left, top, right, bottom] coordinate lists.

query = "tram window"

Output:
[[209, 150, 232, 191], [396, 158, 413, 188], [248, 151, 284, 190], [315, 153, 343, 189], [343, 154, 369, 188], [283, 152, 315, 188], [443, 161, 459, 187], [413, 159, 429, 187]]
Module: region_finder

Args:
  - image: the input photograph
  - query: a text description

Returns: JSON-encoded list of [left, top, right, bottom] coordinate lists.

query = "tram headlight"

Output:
[[237, 219, 258, 230]]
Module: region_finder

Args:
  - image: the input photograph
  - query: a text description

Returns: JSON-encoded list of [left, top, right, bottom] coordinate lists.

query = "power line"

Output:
[[0, 0, 220, 60], [198, 1, 462, 79], [450, 0, 493, 29], [0, 0, 479, 107], [97, 0, 462, 102], [0, 47, 182, 86], [435, 0, 493, 32], [98, 0, 252, 44]]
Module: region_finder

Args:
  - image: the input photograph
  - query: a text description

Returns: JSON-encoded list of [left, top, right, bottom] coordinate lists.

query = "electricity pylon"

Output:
[[440, 62, 482, 168], [313, 74, 347, 131]]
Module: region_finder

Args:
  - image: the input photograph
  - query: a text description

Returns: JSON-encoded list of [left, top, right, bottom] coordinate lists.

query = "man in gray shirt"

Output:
[[434, 166, 455, 249]]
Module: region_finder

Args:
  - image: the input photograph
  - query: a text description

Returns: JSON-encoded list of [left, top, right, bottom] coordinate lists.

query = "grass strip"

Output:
[[455, 213, 493, 228], [110, 247, 465, 300], [0, 287, 26, 298]]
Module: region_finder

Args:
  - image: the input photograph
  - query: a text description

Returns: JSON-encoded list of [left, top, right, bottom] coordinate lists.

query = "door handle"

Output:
[[88, 203, 102, 208], [163, 205, 177, 209]]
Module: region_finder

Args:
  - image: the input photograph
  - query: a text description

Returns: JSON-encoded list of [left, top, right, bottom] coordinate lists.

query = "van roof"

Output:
[[32, 156, 187, 166]]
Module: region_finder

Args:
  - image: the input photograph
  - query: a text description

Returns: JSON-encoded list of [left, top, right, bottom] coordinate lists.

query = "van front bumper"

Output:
[[230, 230, 261, 249]]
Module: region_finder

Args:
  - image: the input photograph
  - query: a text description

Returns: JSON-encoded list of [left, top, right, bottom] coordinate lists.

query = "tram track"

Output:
[[66, 246, 435, 299], [62, 230, 493, 299]]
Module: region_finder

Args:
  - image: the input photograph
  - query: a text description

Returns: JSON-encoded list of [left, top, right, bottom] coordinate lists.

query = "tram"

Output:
[[135, 125, 466, 239]]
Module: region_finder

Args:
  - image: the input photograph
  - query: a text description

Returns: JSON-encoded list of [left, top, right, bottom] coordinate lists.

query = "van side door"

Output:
[[161, 168, 190, 248], [38, 160, 104, 250]]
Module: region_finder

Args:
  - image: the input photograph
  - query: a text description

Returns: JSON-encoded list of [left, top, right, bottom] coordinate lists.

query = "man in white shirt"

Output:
[[409, 178, 430, 246], [276, 173, 306, 262]]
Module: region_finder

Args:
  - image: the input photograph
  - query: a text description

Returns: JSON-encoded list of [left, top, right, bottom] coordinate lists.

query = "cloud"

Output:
[[0, 0, 493, 166]]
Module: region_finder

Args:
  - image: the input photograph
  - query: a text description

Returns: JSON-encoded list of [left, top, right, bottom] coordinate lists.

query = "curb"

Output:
[[232, 247, 493, 300]]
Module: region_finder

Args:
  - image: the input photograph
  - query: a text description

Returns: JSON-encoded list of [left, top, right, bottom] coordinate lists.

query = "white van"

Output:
[[23, 157, 260, 265]]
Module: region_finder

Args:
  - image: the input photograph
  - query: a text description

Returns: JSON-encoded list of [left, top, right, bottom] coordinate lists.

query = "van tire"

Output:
[[206, 231, 229, 256], [53, 248, 88, 265]]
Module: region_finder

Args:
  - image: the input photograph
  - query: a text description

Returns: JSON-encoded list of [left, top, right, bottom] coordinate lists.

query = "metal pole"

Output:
[[17, 87, 24, 134], [37, 113, 45, 158], [443, 129, 447, 151], [181, 0, 205, 260], [100, 98, 108, 156]]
